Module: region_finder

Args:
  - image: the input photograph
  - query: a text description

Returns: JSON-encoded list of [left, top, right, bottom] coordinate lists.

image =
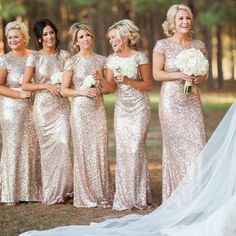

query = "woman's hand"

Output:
[[19, 91, 32, 99], [44, 83, 61, 97], [178, 72, 194, 83], [92, 70, 103, 81], [79, 87, 100, 98], [193, 75, 206, 84]]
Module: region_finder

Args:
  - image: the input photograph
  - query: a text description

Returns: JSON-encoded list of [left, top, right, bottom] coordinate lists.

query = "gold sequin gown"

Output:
[[64, 54, 113, 208], [108, 52, 152, 211], [0, 54, 41, 203], [153, 39, 207, 201], [26, 50, 73, 205]]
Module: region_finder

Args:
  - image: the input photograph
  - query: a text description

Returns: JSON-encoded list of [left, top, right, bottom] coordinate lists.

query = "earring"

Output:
[[38, 39, 42, 43]]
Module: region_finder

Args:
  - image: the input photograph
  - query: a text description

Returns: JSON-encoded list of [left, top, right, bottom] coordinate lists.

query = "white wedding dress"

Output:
[[21, 101, 236, 236]]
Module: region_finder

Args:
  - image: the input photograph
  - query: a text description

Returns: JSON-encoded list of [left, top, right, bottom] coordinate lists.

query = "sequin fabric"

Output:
[[153, 39, 207, 201], [64, 54, 113, 208], [0, 54, 42, 203], [26, 50, 73, 205], [108, 52, 152, 211]]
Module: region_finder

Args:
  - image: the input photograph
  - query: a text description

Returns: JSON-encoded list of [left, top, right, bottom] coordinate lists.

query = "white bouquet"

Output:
[[175, 48, 209, 93], [81, 75, 97, 89], [107, 57, 138, 81], [51, 72, 63, 85]]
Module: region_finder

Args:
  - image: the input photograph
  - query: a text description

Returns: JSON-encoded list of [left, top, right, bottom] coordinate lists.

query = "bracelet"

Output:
[[36, 84, 39, 90]]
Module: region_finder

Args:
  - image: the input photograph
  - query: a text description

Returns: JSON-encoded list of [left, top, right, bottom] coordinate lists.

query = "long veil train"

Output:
[[21, 102, 236, 236]]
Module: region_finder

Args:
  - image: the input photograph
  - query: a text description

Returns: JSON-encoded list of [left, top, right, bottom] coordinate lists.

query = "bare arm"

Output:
[[152, 51, 206, 83], [122, 64, 153, 91], [61, 70, 100, 98], [0, 68, 31, 99], [152, 51, 183, 81], [22, 66, 61, 97], [93, 68, 117, 94]]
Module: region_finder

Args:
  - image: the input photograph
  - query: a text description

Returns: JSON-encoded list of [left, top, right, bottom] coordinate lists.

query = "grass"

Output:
[[0, 83, 235, 236]]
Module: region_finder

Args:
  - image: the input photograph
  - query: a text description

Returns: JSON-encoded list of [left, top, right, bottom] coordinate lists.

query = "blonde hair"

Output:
[[109, 19, 140, 47], [5, 21, 30, 45], [69, 22, 95, 53], [162, 4, 193, 37]]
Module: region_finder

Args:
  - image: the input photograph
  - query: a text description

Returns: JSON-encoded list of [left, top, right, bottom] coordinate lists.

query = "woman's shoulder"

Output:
[[134, 51, 150, 64], [191, 39, 207, 55], [59, 49, 70, 56], [192, 39, 206, 47], [0, 54, 7, 68], [58, 49, 70, 61], [153, 38, 169, 53]]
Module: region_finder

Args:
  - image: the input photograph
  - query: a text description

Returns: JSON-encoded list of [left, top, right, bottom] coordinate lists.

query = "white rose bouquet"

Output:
[[81, 75, 97, 89], [50, 72, 63, 85], [107, 57, 138, 82], [175, 48, 209, 93]]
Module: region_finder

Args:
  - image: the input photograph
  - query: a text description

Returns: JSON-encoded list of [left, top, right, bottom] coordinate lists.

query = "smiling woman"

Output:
[[102, 19, 153, 211], [0, 21, 41, 205], [152, 4, 207, 201], [61, 22, 113, 208], [22, 19, 73, 205]]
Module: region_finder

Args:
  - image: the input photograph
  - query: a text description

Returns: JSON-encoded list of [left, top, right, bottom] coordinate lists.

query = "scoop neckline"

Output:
[[166, 38, 194, 47], [114, 52, 139, 59], [39, 50, 60, 56]]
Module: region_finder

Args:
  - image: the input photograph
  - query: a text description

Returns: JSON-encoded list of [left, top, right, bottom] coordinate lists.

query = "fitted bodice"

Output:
[[0, 54, 28, 88], [26, 50, 70, 84]]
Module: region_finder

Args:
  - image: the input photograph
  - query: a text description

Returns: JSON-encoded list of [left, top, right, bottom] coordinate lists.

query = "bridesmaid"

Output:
[[0, 21, 41, 204], [22, 19, 73, 205], [103, 19, 152, 211], [153, 4, 207, 201], [61, 23, 113, 208]]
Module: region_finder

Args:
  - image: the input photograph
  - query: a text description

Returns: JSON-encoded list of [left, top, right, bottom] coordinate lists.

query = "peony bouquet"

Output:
[[175, 48, 209, 93], [50, 72, 63, 85], [81, 75, 97, 89], [107, 57, 138, 82]]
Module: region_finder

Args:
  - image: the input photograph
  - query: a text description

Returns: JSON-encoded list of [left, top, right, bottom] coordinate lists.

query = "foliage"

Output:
[[0, 0, 26, 19]]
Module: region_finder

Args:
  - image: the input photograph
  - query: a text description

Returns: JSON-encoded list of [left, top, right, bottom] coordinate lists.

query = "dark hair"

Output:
[[33, 19, 60, 49]]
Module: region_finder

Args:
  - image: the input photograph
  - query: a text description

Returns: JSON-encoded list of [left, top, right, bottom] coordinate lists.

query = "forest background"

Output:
[[0, 0, 236, 88]]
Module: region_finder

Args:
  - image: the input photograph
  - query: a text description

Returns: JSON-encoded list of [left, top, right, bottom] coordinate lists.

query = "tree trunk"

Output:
[[229, 22, 235, 80], [205, 26, 214, 89], [216, 25, 223, 88]]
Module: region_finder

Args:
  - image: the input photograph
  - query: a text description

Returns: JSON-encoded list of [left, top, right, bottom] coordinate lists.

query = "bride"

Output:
[[20, 100, 236, 235]]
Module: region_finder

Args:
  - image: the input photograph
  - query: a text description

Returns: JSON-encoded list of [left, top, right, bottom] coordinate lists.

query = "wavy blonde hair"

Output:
[[109, 19, 140, 48], [5, 21, 30, 45], [162, 4, 193, 37], [69, 22, 95, 53]]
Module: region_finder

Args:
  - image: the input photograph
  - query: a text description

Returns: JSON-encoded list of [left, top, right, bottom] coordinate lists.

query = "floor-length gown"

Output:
[[20, 101, 236, 236], [109, 52, 152, 211], [26, 50, 73, 205], [153, 39, 207, 200], [64, 54, 113, 208], [0, 54, 41, 203]]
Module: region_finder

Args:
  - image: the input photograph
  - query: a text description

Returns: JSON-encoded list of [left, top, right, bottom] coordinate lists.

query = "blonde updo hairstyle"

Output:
[[5, 21, 30, 45], [162, 4, 193, 37], [69, 22, 95, 53], [109, 19, 140, 48]]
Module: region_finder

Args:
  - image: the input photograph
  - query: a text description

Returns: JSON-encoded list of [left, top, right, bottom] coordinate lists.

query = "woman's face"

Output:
[[7, 29, 25, 50], [76, 29, 93, 51], [42, 25, 56, 49], [108, 29, 125, 53], [174, 9, 192, 34]]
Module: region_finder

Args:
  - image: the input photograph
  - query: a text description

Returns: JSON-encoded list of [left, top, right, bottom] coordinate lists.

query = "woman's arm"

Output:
[[152, 51, 194, 82], [0, 68, 30, 99], [22, 66, 61, 97], [122, 64, 153, 91], [61, 70, 100, 98], [94, 68, 117, 94]]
